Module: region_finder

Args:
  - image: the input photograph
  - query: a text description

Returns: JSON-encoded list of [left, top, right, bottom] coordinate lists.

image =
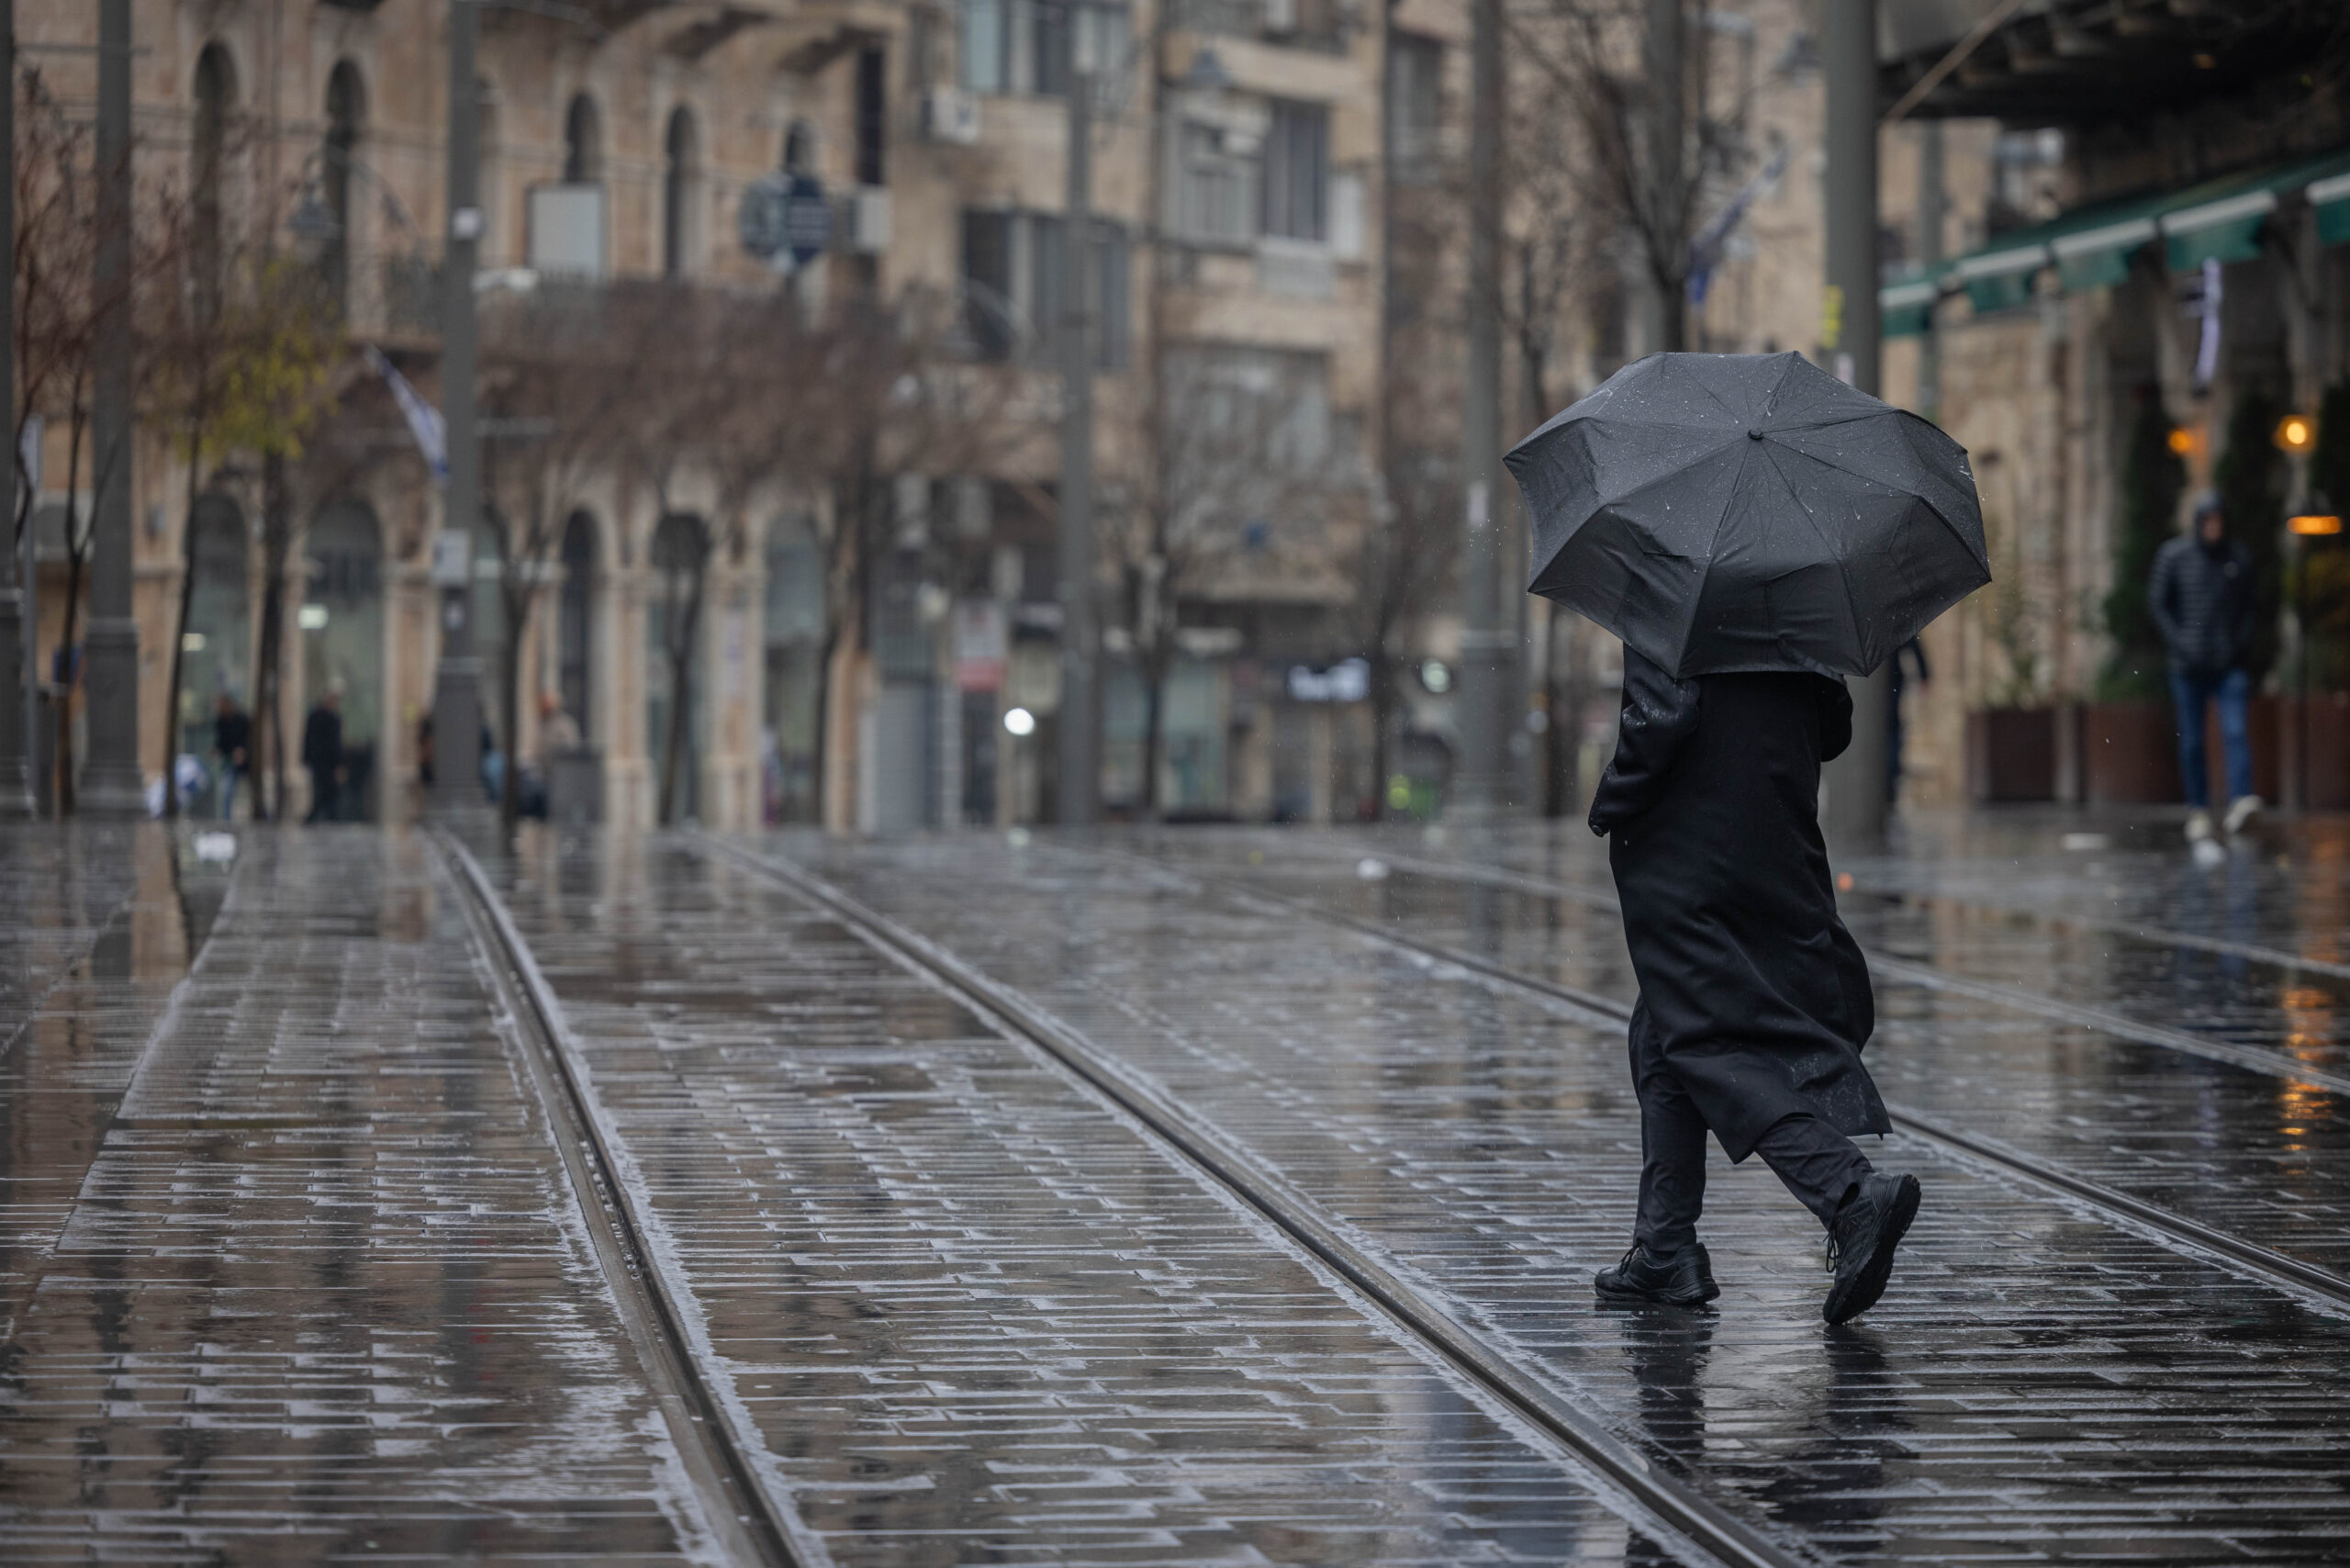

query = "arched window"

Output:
[[782, 119, 814, 174], [322, 62, 364, 308], [558, 511, 597, 736], [192, 44, 235, 307], [663, 106, 699, 278], [563, 94, 603, 184]]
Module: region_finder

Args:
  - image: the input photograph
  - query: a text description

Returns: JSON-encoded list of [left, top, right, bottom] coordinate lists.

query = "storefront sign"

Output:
[[955, 600, 1007, 692], [1287, 657, 1368, 703]]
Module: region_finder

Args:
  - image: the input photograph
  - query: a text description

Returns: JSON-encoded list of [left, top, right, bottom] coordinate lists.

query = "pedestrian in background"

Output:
[[212, 692, 251, 822], [1884, 639, 1930, 804], [1588, 652, 1919, 1325], [302, 686, 344, 823], [2150, 491, 2260, 845]]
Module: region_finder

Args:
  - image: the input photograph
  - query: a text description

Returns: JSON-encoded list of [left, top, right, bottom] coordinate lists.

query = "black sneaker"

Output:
[[1822, 1173, 1921, 1326], [1595, 1242, 1720, 1308]]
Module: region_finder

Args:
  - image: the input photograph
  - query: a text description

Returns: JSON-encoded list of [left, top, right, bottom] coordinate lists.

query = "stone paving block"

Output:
[[0, 830, 717, 1562], [478, 831, 1690, 1567], [767, 831, 2350, 1566]]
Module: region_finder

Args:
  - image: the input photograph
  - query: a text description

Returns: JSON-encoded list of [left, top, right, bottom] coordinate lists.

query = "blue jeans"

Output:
[[2168, 666, 2253, 810]]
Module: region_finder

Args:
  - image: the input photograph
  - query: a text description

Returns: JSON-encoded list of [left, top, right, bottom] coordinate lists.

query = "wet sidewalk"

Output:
[[3, 815, 2347, 1565]]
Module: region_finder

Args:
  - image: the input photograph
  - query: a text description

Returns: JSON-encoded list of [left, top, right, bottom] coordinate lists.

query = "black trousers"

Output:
[[1631, 1023, 1874, 1254], [306, 766, 338, 823]]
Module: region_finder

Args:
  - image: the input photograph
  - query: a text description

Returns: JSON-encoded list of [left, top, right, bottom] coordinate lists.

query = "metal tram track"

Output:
[[1250, 838, 2350, 1100], [1067, 840, 2350, 1316], [435, 833, 810, 1568], [688, 829, 1812, 1568]]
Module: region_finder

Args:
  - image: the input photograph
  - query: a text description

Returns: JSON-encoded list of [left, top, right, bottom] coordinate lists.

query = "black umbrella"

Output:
[[1505, 351, 1987, 678]]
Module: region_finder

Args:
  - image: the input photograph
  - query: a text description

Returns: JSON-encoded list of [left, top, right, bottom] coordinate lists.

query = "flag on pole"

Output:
[[364, 343, 448, 484]]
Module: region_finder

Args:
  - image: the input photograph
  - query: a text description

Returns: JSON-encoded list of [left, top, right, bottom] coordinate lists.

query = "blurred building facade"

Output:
[[1876, 1, 2350, 810]]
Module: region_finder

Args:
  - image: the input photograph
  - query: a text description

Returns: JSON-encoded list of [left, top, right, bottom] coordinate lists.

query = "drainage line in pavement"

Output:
[[437, 834, 811, 1568], [1079, 845, 2350, 1316], [691, 830, 1812, 1568], [1233, 839, 2350, 1101]]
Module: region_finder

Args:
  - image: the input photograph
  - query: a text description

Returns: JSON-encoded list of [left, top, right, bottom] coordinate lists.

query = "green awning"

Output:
[[2162, 190, 2276, 271], [2051, 216, 2156, 292], [1879, 275, 1941, 338], [1955, 245, 2045, 314], [2311, 171, 2350, 247], [1935, 144, 2350, 302]]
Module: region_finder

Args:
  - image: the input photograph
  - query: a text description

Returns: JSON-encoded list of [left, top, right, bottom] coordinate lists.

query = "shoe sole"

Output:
[[1594, 1275, 1721, 1309], [1822, 1175, 1920, 1326]]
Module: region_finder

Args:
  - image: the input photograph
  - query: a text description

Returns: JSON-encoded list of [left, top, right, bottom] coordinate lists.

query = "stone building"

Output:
[[16, 0, 1420, 829]]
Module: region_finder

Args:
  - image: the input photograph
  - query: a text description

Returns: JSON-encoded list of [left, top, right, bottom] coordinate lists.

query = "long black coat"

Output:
[[1589, 650, 1888, 1160]]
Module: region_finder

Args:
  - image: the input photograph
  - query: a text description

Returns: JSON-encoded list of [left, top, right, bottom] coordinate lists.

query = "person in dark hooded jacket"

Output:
[[1588, 649, 1919, 1325]]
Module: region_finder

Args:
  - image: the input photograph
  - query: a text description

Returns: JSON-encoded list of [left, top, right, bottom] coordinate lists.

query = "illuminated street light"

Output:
[[1003, 707, 1036, 737], [2277, 414, 2317, 454]]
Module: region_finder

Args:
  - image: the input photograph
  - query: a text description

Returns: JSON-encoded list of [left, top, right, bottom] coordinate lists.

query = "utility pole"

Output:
[[433, 0, 484, 810], [1453, 0, 1512, 821], [0, 0, 28, 819], [1820, 0, 1888, 846], [1056, 67, 1098, 828], [80, 0, 142, 815], [1645, 0, 1685, 353], [1916, 118, 1943, 426]]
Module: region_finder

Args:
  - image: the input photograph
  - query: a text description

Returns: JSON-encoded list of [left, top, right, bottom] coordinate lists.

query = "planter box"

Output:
[[1965, 707, 2056, 801], [2280, 693, 2350, 809], [2087, 694, 2287, 805], [2085, 701, 2181, 803]]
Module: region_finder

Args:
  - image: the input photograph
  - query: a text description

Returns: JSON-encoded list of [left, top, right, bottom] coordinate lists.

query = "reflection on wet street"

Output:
[[2, 812, 2347, 1564]]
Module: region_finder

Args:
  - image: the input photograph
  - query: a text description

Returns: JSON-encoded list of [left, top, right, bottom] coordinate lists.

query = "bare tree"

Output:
[[1116, 348, 1354, 819]]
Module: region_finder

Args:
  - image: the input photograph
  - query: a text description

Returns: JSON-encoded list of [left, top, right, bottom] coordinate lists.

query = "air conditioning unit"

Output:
[[921, 85, 980, 146], [838, 186, 892, 254]]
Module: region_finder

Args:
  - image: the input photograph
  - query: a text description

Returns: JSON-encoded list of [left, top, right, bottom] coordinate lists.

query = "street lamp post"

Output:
[[1819, 0, 1888, 847], [1453, 0, 1513, 823], [433, 0, 484, 811], [1057, 65, 1098, 828], [80, 0, 143, 815], [0, 0, 28, 819]]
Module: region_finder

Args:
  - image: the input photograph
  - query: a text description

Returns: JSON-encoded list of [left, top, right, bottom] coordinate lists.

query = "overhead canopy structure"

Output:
[[1880, 144, 2350, 336], [1877, 0, 2346, 125]]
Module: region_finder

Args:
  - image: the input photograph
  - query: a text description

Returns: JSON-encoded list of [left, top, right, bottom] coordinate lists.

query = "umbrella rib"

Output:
[[1758, 442, 1867, 663], [1675, 442, 1762, 670], [1768, 427, 1988, 569]]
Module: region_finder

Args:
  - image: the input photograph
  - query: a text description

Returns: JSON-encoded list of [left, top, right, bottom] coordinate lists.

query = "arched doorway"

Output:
[[558, 511, 597, 735], [647, 513, 707, 824], [302, 502, 384, 820], [179, 494, 250, 808], [564, 94, 603, 184]]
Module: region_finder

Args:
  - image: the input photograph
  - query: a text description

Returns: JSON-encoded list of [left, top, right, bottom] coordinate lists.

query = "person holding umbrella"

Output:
[[1506, 352, 1989, 1325]]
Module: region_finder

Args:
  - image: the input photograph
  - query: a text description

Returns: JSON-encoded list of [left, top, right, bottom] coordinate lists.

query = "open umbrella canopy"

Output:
[[1505, 351, 1988, 678]]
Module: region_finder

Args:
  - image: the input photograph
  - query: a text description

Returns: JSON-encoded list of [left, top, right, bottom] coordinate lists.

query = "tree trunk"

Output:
[[498, 573, 525, 829], [1370, 650, 1396, 820], [1138, 649, 1167, 822], [160, 446, 206, 821], [809, 623, 840, 828], [54, 406, 86, 815], [256, 453, 290, 822], [657, 568, 703, 825]]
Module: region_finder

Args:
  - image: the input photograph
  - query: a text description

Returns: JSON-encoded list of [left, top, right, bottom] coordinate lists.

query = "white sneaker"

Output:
[[2223, 795, 2263, 835], [2186, 810, 2214, 844]]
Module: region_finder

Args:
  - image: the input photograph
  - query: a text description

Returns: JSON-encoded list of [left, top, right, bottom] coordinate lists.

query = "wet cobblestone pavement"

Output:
[[0, 827, 720, 1562], [3, 813, 2347, 1564]]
